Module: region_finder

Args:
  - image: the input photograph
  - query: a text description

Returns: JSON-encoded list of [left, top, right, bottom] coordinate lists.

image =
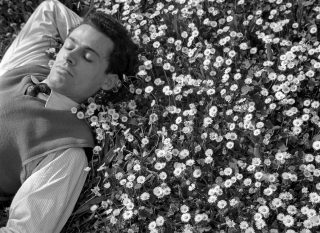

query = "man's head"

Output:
[[45, 12, 138, 103]]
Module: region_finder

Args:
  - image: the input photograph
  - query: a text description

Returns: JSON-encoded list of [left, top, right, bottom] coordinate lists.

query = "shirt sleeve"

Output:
[[0, 148, 90, 233], [0, 0, 82, 76]]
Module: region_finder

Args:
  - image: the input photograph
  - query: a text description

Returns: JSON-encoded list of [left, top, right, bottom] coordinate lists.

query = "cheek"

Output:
[[75, 67, 94, 84], [78, 64, 104, 80], [74, 68, 99, 87]]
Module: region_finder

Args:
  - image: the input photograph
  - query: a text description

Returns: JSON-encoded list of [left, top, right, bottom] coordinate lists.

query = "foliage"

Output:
[[2, 0, 320, 232]]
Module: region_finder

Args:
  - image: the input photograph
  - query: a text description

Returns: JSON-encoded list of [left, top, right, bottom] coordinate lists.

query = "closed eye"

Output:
[[64, 37, 97, 63], [84, 52, 94, 62], [68, 36, 101, 59]]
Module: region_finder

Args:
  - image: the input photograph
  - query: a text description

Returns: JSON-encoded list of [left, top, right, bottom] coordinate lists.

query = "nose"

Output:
[[63, 52, 76, 65]]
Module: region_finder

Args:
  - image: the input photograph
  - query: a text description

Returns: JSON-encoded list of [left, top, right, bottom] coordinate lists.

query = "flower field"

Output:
[[2, 0, 320, 232]]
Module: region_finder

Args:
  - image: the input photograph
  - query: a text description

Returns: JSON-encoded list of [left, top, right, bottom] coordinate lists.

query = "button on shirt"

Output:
[[0, 1, 89, 233]]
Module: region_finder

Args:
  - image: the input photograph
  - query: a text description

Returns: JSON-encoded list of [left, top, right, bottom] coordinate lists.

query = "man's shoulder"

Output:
[[1, 65, 49, 78], [0, 65, 49, 89]]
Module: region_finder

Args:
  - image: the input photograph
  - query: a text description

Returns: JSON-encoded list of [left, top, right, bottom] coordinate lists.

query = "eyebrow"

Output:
[[68, 36, 101, 58]]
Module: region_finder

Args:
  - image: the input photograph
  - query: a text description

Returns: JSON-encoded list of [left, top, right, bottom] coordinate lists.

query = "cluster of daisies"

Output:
[[45, 0, 320, 232]]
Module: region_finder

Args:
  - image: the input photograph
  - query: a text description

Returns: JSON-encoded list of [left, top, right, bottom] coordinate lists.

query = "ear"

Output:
[[101, 73, 120, 91]]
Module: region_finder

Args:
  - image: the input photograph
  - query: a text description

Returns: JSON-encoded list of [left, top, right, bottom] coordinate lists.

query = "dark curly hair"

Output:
[[81, 11, 139, 80]]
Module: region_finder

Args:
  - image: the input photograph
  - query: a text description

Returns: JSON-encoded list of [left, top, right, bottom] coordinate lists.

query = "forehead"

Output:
[[69, 24, 114, 59]]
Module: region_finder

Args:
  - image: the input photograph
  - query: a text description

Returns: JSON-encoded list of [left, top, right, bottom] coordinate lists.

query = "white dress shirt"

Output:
[[0, 1, 90, 233]]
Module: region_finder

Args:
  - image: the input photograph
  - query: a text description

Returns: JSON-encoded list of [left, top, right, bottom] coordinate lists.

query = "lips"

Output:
[[55, 65, 73, 77]]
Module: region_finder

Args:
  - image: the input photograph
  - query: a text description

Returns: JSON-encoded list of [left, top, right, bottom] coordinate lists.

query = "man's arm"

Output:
[[0, 148, 89, 233], [0, 0, 82, 76]]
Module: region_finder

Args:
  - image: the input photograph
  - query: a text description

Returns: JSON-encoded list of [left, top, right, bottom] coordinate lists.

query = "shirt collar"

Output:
[[42, 90, 79, 110], [32, 77, 78, 110]]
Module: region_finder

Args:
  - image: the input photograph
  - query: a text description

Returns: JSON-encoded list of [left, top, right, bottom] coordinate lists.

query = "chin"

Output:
[[46, 79, 66, 93]]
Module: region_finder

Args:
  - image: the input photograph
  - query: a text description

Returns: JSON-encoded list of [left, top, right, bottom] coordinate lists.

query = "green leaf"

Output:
[[228, 161, 238, 172], [72, 196, 105, 216], [128, 119, 139, 126], [265, 120, 273, 128], [253, 144, 261, 157], [197, 158, 205, 166], [173, 15, 179, 34], [115, 151, 124, 164], [126, 159, 134, 170], [279, 144, 288, 152], [302, 0, 315, 6], [312, 134, 320, 141], [139, 208, 151, 218], [241, 85, 254, 95], [103, 148, 116, 165], [266, 43, 273, 61]]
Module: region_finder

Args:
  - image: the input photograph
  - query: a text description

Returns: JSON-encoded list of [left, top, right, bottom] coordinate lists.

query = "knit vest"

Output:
[[0, 65, 94, 198]]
